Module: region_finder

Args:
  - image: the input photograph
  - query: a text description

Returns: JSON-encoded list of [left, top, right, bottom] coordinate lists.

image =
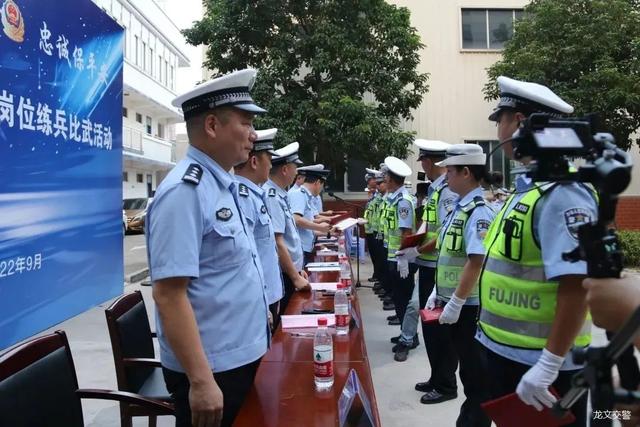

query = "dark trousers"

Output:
[[365, 233, 380, 279], [280, 273, 295, 314], [303, 251, 314, 267], [420, 266, 459, 395], [269, 301, 281, 329], [378, 244, 390, 295], [162, 359, 261, 427], [606, 330, 640, 390], [387, 260, 417, 322], [482, 346, 587, 427], [435, 305, 491, 427]]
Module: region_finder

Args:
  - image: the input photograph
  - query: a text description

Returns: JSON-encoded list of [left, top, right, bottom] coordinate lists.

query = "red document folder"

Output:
[[419, 307, 443, 324], [399, 232, 426, 250], [481, 390, 575, 427]]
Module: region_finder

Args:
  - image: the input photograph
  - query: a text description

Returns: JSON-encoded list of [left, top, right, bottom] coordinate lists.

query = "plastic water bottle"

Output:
[[339, 254, 350, 281], [334, 283, 350, 335], [338, 235, 346, 257], [313, 317, 334, 390]]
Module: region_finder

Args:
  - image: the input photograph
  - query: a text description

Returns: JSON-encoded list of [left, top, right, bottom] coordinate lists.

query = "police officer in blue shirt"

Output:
[[263, 143, 311, 312], [429, 144, 495, 427], [234, 128, 284, 326], [288, 166, 332, 265], [146, 69, 270, 427], [476, 77, 597, 426]]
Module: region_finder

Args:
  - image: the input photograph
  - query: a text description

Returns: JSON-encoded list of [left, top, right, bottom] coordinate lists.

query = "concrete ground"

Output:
[[14, 257, 616, 426]]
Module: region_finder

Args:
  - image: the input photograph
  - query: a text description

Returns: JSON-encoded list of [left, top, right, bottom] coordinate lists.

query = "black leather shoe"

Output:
[[394, 343, 411, 361], [386, 315, 398, 322], [382, 302, 396, 311], [367, 277, 378, 283], [420, 390, 458, 404], [415, 381, 433, 393], [382, 296, 393, 303], [388, 317, 401, 325], [392, 337, 419, 352], [372, 283, 382, 291], [390, 335, 401, 344]]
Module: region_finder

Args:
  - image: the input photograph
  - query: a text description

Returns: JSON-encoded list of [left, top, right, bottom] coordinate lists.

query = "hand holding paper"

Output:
[[396, 246, 420, 263], [516, 349, 564, 411]]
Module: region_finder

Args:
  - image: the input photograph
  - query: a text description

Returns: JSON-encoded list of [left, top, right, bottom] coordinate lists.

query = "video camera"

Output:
[[512, 113, 638, 426]]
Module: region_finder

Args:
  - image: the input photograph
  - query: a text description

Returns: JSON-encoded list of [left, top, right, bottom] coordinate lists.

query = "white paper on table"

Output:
[[315, 250, 339, 256], [309, 282, 340, 291], [307, 265, 341, 272], [317, 236, 338, 243], [305, 262, 339, 268], [281, 314, 336, 329], [334, 217, 358, 231]]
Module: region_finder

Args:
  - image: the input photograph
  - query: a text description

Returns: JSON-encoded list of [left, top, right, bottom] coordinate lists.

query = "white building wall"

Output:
[[91, 0, 190, 200], [387, 0, 529, 185]]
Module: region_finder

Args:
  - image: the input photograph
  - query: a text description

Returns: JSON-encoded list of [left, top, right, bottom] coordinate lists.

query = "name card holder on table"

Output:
[[338, 369, 376, 427]]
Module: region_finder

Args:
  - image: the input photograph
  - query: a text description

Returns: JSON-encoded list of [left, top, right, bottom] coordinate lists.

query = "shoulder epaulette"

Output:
[[238, 183, 249, 197], [182, 164, 203, 185]]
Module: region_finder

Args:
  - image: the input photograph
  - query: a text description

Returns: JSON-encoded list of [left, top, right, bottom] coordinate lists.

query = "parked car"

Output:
[[123, 198, 152, 234]]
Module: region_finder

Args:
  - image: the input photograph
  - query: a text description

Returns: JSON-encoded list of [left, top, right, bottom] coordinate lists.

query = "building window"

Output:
[[123, 171, 128, 182], [164, 60, 168, 86], [136, 173, 143, 183], [158, 54, 163, 83], [170, 65, 175, 90], [149, 48, 154, 77], [122, 107, 128, 118], [461, 9, 523, 50], [145, 116, 152, 135], [142, 41, 147, 71], [468, 140, 511, 188], [135, 113, 142, 123], [134, 35, 139, 65], [157, 122, 165, 139]]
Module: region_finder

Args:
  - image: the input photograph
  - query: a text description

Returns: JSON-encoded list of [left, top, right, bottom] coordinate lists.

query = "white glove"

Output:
[[397, 257, 409, 278], [425, 287, 437, 310], [438, 294, 465, 324], [396, 246, 420, 263], [516, 349, 564, 411]]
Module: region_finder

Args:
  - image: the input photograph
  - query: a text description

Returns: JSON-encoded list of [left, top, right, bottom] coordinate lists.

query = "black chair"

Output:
[[0, 330, 173, 427], [105, 290, 173, 427]]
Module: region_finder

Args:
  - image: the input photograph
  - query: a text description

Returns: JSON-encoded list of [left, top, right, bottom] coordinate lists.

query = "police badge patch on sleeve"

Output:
[[399, 206, 410, 219], [476, 219, 491, 239], [564, 208, 592, 240], [216, 208, 233, 221]]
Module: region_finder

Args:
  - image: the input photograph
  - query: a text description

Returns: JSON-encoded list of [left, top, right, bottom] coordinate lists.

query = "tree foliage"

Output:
[[484, 0, 640, 150], [184, 0, 429, 177]]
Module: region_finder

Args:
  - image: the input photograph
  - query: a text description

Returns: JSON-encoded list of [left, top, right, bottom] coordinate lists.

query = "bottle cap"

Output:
[[317, 317, 328, 326]]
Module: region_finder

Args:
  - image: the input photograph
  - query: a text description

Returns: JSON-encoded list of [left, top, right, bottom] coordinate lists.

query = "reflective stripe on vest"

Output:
[[478, 183, 592, 349], [418, 181, 446, 262], [436, 197, 483, 302], [386, 193, 416, 259]]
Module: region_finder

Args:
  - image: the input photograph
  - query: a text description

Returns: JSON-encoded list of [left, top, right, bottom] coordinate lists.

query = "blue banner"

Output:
[[0, 0, 124, 349]]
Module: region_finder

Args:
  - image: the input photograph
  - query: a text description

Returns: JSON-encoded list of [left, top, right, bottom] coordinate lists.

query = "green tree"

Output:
[[484, 0, 640, 150], [184, 0, 428, 180]]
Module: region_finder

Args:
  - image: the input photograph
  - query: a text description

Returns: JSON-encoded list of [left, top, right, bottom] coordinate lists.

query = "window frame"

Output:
[[460, 8, 523, 51]]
